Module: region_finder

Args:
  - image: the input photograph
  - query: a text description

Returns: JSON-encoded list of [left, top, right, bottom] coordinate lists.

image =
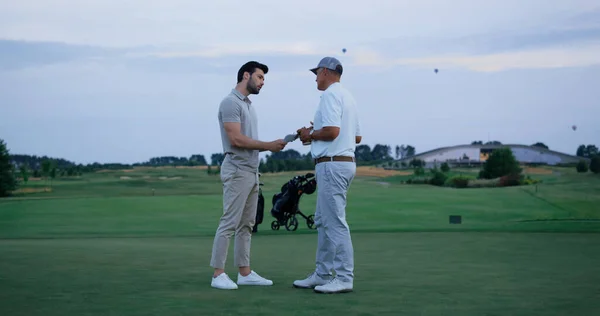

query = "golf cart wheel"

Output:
[[271, 221, 280, 231], [285, 216, 299, 231], [307, 214, 316, 230]]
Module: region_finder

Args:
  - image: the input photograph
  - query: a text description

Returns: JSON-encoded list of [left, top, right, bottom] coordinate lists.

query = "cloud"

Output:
[[134, 41, 328, 58], [392, 43, 600, 72], [346, 11, 600, 73], [2, 0, 599, 48], [0, 40, 123, 71], [3, 1, 600, 75]]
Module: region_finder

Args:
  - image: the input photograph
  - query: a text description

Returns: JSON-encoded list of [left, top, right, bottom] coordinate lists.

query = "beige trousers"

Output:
[[210, 159, 259, 269]]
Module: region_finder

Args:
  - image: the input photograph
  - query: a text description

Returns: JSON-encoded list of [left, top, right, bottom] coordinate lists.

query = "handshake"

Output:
[[267, 122, 313, 153]]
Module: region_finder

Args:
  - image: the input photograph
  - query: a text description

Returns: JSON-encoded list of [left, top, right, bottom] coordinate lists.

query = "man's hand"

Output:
[[297, 121, 314, 143], [298, 127, 312, 143], [267, 139, 287, 152]]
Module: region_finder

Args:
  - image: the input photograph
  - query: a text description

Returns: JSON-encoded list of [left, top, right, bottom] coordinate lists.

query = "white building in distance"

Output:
[[398, 144, 585, 168]]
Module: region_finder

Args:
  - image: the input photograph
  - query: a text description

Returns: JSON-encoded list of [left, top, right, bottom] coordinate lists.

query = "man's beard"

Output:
[[247, 80, 260, 94]]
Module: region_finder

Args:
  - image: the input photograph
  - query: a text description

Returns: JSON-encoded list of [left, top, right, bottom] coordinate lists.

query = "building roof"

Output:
[[399, 144, 586, 163]]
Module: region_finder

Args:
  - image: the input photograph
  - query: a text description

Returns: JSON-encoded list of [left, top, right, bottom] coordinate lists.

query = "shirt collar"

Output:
[[325, 82, 341, 91], [232, 89, 251, 104]]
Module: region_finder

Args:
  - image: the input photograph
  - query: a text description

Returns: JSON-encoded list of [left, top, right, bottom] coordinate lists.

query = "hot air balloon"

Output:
[[434, 68, 439, 74], [572, 125, 577, 131], [342, 48, 347, 54]]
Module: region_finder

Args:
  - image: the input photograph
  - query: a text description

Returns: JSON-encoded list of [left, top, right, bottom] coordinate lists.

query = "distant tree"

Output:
[[50, 166, 57, 188], [576, 160, 589, 173], [471, 141, 483, 145], [189, 154, 208, 166], [405, 145, 416, 158], [355, 144, 372, 161], [485, 141, 502, 145], [0, 139, 18, 197], [19, 165, 29, 184], [441, 162, 450, 173], [41, 159, 51, 191], [270, 149, 302, 160], [211, 153, 225, 166], [479, 148, 521, 179], [576, 145, 586, 157], [577, 144, 599, 158], [590, 156, 600, 174], [395, 145, 401, 160], [587, 145, 599, 157], [531, 142, 549, 149], [409, 158, 424, 168], [371, 144, 393, 161]]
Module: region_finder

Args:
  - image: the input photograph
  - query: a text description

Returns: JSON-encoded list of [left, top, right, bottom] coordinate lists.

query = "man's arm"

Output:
[[311, 92, 341, 141], [220, 98, 284, 152], [355, 113, 362, 144], [310, 126, 339, 141], [223, 122, 275, 151]]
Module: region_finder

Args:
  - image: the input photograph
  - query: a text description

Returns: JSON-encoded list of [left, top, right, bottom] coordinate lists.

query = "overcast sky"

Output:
[[1, 0, 599, 164]]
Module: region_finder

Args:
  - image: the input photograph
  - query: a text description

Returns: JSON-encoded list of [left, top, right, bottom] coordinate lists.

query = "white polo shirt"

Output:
[[311, 82, 361, 159]]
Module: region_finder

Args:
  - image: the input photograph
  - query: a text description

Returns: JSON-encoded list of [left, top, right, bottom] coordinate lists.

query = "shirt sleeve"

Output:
[[319, 92, 342, 128], [219, 98, 241, 123]]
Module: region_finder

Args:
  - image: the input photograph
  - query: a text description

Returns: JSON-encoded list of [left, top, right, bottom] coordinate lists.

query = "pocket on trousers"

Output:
[[220, 163, 238, 183]]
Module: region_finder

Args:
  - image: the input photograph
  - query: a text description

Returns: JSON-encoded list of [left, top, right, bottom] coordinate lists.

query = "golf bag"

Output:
[[252, 174, 265, 233], [270, 172, 317, 231]]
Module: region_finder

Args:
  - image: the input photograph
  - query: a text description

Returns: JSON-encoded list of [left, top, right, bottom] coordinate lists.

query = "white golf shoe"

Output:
[[314, 277, 353, 294], [211, 273, 238, 290], [237, 270, 273, 286], [293, 272, 332, 289]]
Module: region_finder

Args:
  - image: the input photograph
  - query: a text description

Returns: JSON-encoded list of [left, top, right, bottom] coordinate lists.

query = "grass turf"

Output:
[[1, 166, 599, 315]]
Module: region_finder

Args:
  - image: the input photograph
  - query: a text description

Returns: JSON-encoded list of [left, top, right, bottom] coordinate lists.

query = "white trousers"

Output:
[[313, 161, 356, 282]]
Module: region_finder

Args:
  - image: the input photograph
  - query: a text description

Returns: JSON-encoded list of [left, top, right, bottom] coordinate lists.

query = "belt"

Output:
[[314, 156, 355, 165]]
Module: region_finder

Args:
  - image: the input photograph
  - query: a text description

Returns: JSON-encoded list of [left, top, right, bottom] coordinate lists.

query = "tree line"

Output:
[[3, 134, 599, 198]]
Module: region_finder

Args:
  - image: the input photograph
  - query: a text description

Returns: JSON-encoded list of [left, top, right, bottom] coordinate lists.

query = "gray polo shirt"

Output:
[[218, 88, 259, 173]]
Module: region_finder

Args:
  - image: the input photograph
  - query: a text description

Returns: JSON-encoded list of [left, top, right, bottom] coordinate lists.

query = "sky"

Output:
[[1, 0, 599, 164]]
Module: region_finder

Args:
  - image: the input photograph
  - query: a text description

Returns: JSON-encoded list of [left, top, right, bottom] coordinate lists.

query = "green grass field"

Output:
[[1, 166, 599, 315]]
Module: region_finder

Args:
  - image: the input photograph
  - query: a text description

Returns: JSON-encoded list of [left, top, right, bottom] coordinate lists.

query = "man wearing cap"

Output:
[[293, 57, 362, 294]]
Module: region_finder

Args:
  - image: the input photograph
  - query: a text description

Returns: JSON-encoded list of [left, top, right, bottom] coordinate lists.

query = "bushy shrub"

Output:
[[430, 170, 448, 186], [445, 175, 470, 188], [521, 175, 541, 185], [467, 178, 499, 188], [498, 173, 522, 187], [576, 160, 589, 173], [590, 156, 600, 174], [414, 167, 425, 176], [407, 177, 429, 185]]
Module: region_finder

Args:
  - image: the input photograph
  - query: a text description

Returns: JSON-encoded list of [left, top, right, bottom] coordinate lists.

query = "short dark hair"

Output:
[[237, 61, 269, 83]]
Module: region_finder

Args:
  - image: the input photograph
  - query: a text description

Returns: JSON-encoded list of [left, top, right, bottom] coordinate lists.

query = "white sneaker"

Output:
[[211, 273, 238, 290], [293, 272, 332, 289], [314, 277, 353, 294], [237, 270, 273, 286]]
